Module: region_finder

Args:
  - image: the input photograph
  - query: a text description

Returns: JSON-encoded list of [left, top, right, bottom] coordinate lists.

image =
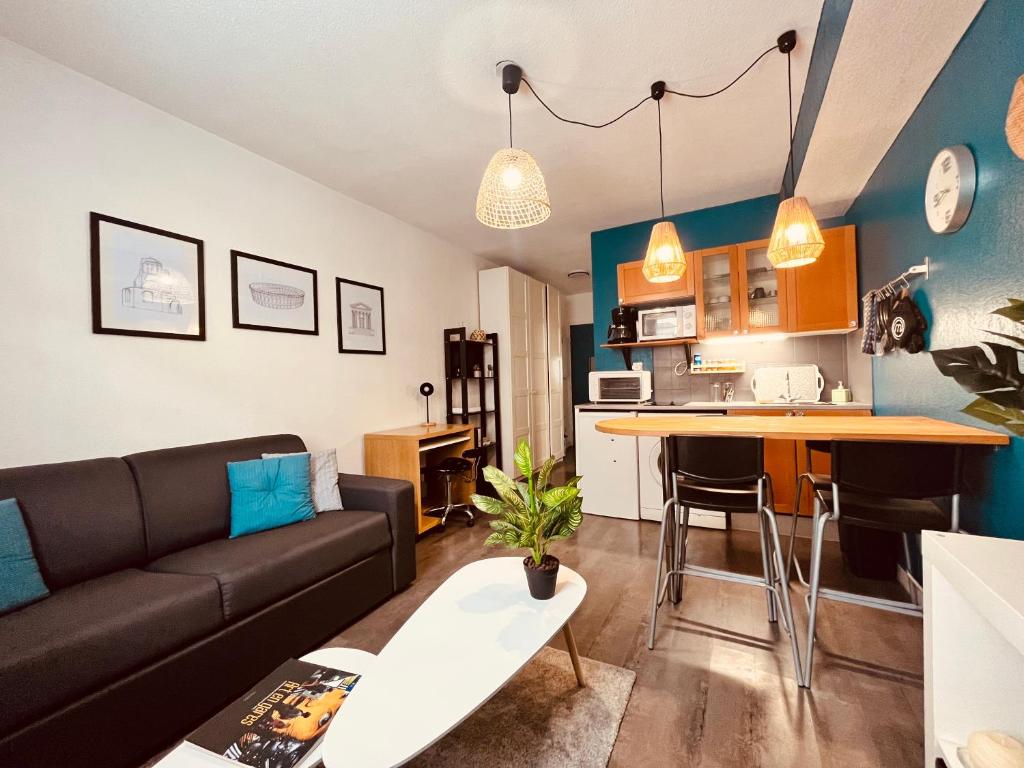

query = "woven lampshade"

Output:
[[476, 148, 551, 229], [1006, 75, 1024, 160], [642, 221, 686, 283], [767, 196, 825, 269]]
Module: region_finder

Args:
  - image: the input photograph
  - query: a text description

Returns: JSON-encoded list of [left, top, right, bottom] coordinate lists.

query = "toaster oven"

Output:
[[588, 371, 653, 403]]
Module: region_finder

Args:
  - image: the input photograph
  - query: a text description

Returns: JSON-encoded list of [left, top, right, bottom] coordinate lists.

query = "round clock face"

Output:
[[925, 144, 976, 234]]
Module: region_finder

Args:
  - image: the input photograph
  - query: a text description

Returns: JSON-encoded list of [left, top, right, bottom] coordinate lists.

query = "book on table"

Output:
[[185, 658, 360, 768]]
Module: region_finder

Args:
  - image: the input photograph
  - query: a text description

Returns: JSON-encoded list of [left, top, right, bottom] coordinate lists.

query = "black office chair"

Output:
[[423, 448, 484, 528], [801, 440, 962, 687], [649, 436, 803, 686]]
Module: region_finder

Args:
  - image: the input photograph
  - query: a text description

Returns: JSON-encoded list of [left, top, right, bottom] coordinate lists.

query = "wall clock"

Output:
[[925, 144, 975, 234]]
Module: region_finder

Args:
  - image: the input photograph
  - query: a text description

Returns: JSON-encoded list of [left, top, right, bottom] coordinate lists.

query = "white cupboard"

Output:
[[574, 409, 639, 519], [479, 267, 566, 474]]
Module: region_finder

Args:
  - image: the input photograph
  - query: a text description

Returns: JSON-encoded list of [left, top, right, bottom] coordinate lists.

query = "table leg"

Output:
[[563, 622, 586, 687], [661, 436, 680, 603]]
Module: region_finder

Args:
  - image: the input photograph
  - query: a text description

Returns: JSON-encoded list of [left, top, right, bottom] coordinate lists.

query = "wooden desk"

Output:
[[364, 423, 476, 534]]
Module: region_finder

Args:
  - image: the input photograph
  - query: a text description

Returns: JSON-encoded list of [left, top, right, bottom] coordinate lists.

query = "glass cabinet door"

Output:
[[697, 246, 738, 337], [738, 239, 788, 333]]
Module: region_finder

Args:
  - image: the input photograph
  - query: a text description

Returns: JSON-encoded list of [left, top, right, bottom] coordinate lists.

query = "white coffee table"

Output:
[[154, 557, 586, 768]]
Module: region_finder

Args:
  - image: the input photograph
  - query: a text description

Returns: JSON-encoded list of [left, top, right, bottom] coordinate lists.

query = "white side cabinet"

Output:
[[574, 409, 638, 519]]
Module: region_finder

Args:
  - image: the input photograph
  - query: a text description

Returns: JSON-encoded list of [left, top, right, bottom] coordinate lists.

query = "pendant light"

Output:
[[476, 63, 551, 230], [767, 31, 824, 269], [642, 81, 686, 283]]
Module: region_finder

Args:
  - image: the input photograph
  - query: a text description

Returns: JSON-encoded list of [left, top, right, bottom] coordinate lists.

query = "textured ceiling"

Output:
[[797, 0, 985, 218], [0, 0, 825, 293]]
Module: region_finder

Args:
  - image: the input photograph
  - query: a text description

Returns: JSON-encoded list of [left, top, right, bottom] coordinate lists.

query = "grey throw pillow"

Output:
[[263, 449, 343, 513]]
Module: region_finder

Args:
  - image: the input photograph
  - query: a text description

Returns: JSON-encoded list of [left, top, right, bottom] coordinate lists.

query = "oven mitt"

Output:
[[888, 290, 927, 353]]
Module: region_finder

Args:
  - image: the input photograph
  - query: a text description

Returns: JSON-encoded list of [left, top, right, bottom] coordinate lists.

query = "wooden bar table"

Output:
[[596, 415, 1010, 603]]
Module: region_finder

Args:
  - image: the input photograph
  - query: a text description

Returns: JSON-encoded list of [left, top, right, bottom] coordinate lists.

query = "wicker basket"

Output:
[[249, 282, 305, 310], [1007, 75, 1024, 160]]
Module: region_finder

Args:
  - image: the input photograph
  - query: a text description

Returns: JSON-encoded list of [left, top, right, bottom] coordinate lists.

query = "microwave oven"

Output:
[[636, 304, 697, 342], [589, 371, 653, 403]]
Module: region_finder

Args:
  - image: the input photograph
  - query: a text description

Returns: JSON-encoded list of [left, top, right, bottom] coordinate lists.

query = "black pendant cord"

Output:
[[657, 99, 665, 219], [786, 49, 795, 198], [518, 42, 778, 130], [508, 93, 513, 148]]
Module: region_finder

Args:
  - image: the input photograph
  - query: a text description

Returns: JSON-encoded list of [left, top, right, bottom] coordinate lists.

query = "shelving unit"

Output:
[[601, 338, 697, 369], [444, 327, 502, 471]]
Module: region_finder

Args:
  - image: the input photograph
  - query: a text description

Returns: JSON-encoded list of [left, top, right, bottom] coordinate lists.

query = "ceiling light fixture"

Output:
[[767, 30, 824, 269], [476, 63, 551, 230], [567, 269, 590, 279], [642, 81, 686, 283]]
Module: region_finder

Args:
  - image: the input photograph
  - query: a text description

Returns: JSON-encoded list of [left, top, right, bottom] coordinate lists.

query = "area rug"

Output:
[[408, 647, 635, 767]]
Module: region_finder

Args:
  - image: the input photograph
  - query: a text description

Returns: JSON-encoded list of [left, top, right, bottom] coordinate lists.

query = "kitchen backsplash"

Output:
[[652, 334, 852, 405]]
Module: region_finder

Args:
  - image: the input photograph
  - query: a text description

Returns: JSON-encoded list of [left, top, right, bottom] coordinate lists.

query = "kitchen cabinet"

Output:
[[574, 409, 639, 519], [794, 408, 872, 515], [617, 255, 695, 306], [729, 408, 798, 513], [737, 238, 790, 335], [694, 244, 741, 338], [785, 224, 858, 333]]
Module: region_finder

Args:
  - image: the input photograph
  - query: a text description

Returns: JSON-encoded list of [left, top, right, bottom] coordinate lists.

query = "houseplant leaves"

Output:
[[961, 398, 1024, 436]]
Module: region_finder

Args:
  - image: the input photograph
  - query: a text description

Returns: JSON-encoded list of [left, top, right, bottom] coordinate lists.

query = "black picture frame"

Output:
[[230, 250, 319, 335], [335, 277, 386, 355], [90, 212, 206, 341]]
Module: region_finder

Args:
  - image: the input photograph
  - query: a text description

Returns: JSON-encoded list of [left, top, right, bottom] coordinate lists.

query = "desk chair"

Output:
[[649, 436, 803, 686], [801, 441, 962, 688], [423, 448, 484, 528]]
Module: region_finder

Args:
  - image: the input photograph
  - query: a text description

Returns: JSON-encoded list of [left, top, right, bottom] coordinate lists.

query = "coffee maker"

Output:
[[606, 306, 638, 345]]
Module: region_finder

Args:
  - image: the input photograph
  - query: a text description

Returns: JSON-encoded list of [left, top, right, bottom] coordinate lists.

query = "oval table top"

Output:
[[595, 414, 1009, 445]]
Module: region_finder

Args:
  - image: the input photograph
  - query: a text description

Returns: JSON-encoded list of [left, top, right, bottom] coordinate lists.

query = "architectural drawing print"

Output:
[[349, 302, 375, 336], [249, 282, 305, 310], [121, 257, 192, 314]]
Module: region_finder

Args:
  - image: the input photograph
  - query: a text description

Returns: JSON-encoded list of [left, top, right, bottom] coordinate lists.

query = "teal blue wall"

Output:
[[844, 0, 1024, 539], [590, 195, 781, 371]]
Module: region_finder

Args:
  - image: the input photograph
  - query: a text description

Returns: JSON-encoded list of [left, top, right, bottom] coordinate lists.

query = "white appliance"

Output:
[[588, 370, 652, 403], [574, 409, 639, 519], [636, 411, 727, 528], [636, 304, 697, 342]]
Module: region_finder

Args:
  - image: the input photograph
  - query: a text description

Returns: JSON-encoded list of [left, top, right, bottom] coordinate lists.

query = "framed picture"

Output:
[[90, 212, 205, 340], [231, 250, 318, 335], [335, 278, 386, 354]]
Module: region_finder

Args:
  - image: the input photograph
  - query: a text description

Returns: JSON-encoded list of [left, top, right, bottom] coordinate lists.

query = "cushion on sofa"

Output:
[[125, 434, 307, 559], [263, 449, 343, 512], [146, 508, 392, 621], [228, 454, 315, 538], [0, 458, 145, 590], [0, 568, 223, 735], [0, 498, 49, 615]]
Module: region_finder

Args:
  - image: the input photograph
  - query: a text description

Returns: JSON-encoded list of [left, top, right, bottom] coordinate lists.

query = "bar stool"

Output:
[[423, 449, 482, 528], [786, 440, 830, 585], [801, 440, 962, 688], [649, 436, 804, 686]]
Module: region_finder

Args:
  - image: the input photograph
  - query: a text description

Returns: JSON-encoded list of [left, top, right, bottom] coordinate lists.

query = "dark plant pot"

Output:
[[524, 554, 559, 600]]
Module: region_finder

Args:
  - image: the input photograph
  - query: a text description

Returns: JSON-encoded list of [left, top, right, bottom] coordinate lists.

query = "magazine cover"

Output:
[[188, 659, 360, 768]]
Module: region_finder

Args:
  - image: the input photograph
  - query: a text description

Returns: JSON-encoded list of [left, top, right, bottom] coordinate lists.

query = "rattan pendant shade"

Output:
[[476, 148, 551, 229], [643, 221, 686, 282], [1007, 75, 1024, 160], [767, 196, 825, 268]]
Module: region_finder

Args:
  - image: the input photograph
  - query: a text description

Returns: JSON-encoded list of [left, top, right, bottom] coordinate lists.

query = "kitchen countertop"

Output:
[[576, 401, 872, 412]]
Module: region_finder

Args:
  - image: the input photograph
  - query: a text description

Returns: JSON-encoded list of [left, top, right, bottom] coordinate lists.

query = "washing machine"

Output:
[[636, 411, 727, 528]]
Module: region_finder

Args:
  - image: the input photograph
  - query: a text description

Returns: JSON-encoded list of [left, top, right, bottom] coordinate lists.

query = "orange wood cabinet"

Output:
[[793, 408, 872, 515], [693, 245, 741, 338], [728, 408, 798, 514], [785, 224, 858, 333], [617, 255, 695, 305]]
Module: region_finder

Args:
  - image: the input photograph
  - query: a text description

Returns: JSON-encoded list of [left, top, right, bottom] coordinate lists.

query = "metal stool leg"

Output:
[[756, 478, 778, 623], [676, 500, 690, 604], [802, 496, 831, 688], [786, 474, 812, 587], [649, 497, 674, 650], [438, 474, 455, 526], [763, 503, 804, 685]]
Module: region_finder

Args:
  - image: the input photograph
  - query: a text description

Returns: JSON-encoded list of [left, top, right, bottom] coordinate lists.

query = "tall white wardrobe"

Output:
[[478, 267, 565, 475]]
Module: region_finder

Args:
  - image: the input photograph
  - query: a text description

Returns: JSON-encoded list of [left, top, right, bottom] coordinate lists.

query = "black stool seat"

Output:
[[432, 457, 472, 475], [814, 489, 949, 532], [675, 480, 760, 513]]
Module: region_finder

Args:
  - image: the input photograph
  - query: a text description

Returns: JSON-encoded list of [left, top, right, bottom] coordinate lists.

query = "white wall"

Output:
[[0, 39, 489, 471], [564, 291, 593, 326]]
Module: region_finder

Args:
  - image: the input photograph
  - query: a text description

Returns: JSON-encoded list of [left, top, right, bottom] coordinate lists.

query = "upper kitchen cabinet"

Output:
[[694, 244, 741, 338], [785, 224, 858, 334], [617, 255, 695, 306], [737, 238, 790, 335]]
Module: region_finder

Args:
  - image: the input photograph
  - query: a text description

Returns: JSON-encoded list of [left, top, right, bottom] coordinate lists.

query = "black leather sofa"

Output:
[[0, 434, 415, 768]]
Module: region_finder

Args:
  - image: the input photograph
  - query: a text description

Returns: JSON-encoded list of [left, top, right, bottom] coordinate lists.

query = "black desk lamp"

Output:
[[419, 382, 436, 426]]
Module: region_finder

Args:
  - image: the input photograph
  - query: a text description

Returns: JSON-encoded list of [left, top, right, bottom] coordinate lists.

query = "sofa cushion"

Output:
[[0, 458, 145, 589], [228, 454, 315, 538], [147, 508, 392, 621], [0, 498, 49, 615], [125, 434, 306, 559], [0, 568, 223, 735]]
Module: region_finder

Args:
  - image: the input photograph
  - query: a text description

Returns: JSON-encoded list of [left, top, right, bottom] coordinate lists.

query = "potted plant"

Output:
[[471, 440, 583, 600]]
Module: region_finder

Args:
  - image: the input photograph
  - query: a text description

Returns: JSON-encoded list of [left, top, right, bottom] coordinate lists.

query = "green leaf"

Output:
[[931, 343, 1024, 409], [536, 455, 557, 492], [541, 486, 579, 508], [962, 398, 1024, 436], [483, 532, 505, 547], [992, 298, 1024, 324], [513, 440, 533, 479], [470, 494, 508, 516], [482, 466, 528, 513]]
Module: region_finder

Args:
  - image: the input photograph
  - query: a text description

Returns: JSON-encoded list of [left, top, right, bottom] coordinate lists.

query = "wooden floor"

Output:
[[332, 477, 924, 767]]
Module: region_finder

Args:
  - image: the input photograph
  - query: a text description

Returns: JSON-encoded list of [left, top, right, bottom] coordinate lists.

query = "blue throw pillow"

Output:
[[228, 454, 316, 538], [0, 498, 50, 614]]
